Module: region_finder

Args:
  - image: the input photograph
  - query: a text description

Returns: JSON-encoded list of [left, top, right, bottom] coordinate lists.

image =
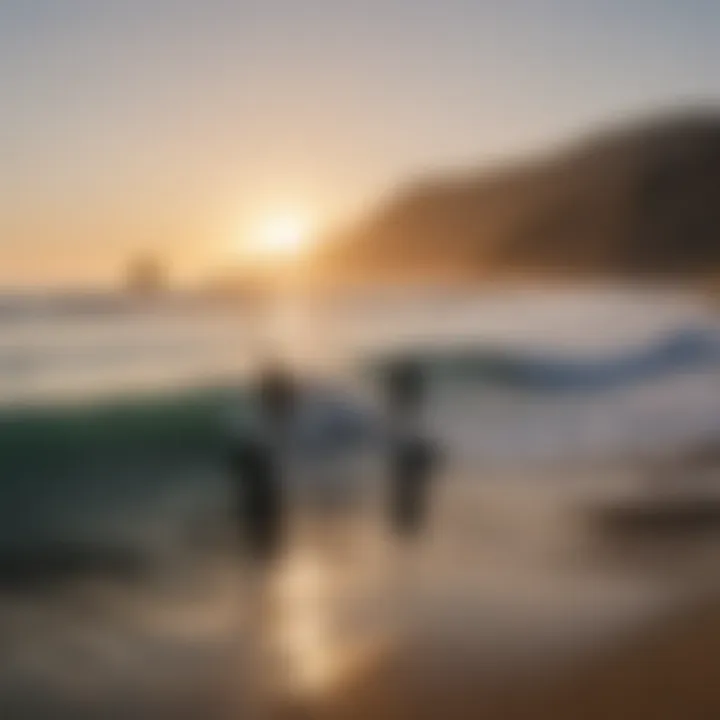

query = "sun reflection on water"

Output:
[[266, 545, 391, 701], [271, 552, 336, 696]]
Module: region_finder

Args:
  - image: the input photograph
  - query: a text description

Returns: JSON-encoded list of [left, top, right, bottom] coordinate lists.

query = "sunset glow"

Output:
[[244, 214, 314, 262]]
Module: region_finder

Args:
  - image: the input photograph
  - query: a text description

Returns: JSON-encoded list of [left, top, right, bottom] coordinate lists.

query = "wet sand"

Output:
[[2, 468, 720, 719], [320, 592, 720, 720], [238, 470, 720, 720], [263, 467, 720, 720]]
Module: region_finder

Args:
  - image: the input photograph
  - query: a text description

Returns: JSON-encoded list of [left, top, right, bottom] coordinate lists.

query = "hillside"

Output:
[[315, 111, 720, 281]]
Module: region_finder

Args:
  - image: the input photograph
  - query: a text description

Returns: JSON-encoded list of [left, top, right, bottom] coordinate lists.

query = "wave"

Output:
[[0, 385, 242, 464], [369, 327, 720, 392], [3, 325, 717, 473], [1, 326, 717, 548], [0, 385, 248, 552], [0, 378, 378, 582]]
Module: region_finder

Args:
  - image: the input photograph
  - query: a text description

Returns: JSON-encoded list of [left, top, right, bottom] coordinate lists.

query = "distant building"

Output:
[[125, 255, 166, 296]]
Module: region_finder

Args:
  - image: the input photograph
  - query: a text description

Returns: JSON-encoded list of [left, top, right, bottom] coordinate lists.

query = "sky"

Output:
[[1, 0, 719, 287]]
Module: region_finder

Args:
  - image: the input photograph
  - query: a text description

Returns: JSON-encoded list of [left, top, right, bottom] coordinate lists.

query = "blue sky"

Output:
[[1, 0, 718, 284]]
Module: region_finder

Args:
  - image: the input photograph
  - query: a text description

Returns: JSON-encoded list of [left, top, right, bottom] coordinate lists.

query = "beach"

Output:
[[2, 461, 720, 719], [0, 287, 719, 719]]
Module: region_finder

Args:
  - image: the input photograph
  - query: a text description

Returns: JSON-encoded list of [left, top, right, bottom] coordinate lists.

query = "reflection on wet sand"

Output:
[[265, 548, 390, 701], [2, 466, 720, 720], [226, 469, 720, 719]]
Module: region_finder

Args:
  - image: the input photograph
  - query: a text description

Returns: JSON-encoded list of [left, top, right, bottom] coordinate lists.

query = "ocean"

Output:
[[1, 284, 719, 718]]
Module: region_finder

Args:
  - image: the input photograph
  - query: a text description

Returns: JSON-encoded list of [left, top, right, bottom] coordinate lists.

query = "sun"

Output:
[[248, 214, 313, 260]]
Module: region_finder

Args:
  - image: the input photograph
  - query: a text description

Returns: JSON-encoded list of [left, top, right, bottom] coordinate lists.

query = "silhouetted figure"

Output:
[[230, 437, 283, 561], [384, 361, 439, 537], [390, 438, 437, 536], [385, 359, 425, 420], [229, 365, 297, 562], [257, 364, 297, 427]]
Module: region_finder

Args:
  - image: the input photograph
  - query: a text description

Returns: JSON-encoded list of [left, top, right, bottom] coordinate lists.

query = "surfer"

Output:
[[229, 365, 296, 562], [383, 360, 439, 537], [227, 358, 440, 559]]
